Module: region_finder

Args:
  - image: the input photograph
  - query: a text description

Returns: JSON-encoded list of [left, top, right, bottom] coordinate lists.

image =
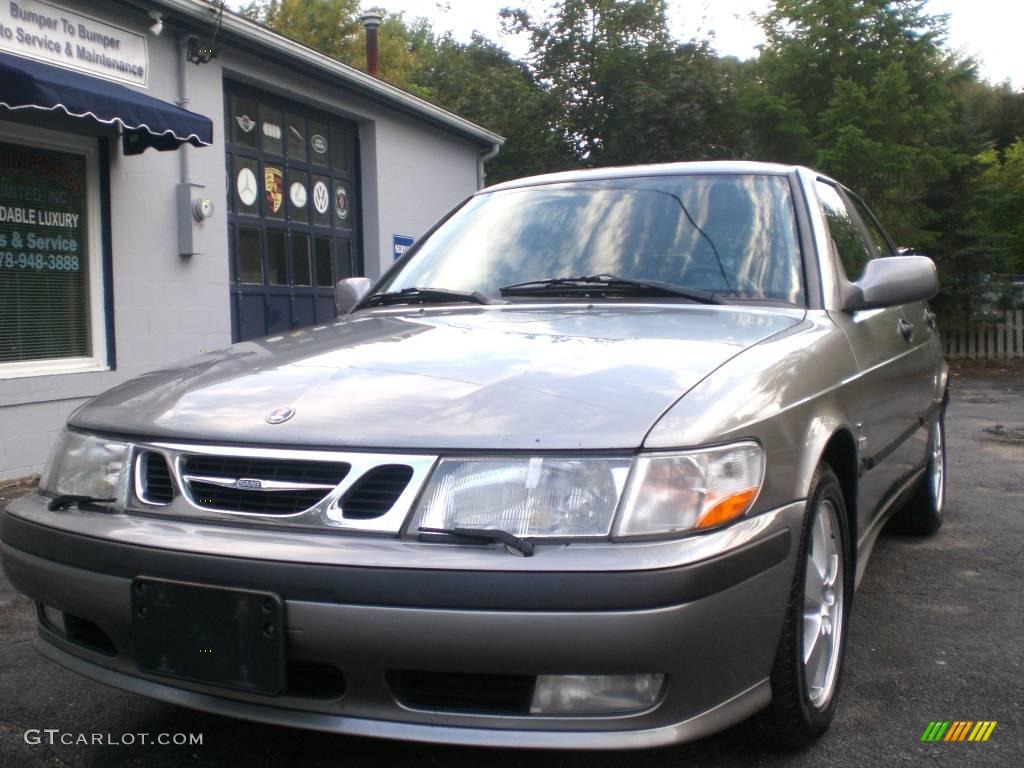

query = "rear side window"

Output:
[[815, 180, 873, 279]]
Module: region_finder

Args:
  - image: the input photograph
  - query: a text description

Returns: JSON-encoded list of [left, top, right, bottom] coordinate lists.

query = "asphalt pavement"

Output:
[[0, 373, 1021, 767]]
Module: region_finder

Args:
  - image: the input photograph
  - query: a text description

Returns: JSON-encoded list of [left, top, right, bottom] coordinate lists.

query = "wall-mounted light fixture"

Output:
[[148, 10, 163, 37]]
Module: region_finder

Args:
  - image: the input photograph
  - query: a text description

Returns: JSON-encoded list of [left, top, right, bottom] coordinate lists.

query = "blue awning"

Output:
[[0, 52, 213, 155]]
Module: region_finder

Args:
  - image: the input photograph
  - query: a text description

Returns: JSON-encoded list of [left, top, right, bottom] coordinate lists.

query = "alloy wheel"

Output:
[[802, 498, 844, 709]]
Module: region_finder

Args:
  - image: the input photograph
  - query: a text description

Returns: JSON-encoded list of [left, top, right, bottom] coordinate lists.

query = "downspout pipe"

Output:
[[176, 33, 192, 184], [478, 142, 500, 190]]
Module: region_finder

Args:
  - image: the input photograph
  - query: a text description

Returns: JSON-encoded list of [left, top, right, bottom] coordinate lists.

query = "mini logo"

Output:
[[921, 721, 997, 742], [235, 478, 262, 490], [266, 406, 295, 424]]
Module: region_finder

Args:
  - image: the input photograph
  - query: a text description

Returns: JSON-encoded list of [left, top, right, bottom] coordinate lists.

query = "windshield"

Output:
[[374, 173, 805, 305]]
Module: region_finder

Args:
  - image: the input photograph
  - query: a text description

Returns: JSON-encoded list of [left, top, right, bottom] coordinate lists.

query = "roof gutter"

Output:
[[152, 0, 504, 148]]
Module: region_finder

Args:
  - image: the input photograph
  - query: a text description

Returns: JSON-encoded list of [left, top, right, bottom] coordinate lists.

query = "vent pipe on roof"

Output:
[[360, 10, 382, 77]]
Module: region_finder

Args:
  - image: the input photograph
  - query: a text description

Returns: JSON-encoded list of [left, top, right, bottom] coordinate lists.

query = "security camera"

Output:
[[148, 10, 163, 37]]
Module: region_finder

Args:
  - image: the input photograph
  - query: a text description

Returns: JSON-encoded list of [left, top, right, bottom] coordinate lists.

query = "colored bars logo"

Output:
[[921, 721, 997, 742]]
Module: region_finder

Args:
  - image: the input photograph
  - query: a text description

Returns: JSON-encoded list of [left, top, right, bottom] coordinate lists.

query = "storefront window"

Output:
[[292, 233, 311, 286], [267, 230, 287, 285], [315, 237, 332, 287], [0, 132, 104, 373], [237, 227, 263, 284]]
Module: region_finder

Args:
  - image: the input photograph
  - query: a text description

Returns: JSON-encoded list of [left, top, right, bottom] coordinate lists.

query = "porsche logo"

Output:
[[264, 167, 283, 214]]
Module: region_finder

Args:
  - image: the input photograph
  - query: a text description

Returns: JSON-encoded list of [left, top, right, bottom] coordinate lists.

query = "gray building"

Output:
[[0, 0, 503, 481]]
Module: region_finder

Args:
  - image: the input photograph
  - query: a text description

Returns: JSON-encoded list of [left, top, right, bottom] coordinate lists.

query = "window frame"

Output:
[[0, 122, 108, 380]]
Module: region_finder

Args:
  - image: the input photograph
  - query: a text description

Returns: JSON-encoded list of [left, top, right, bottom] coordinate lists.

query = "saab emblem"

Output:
[[236, 478, 262, 490], [266, 406, 295, 424]]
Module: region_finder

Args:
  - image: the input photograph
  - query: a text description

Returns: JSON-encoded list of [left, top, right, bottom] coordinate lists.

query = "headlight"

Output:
[[409, 457, 632, 538], [39, 430, 131, 506], [614, 441, 764, 538]]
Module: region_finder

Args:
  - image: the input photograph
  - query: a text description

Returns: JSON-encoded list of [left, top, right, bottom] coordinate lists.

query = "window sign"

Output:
[[393, 234, 414, 261], [0, 0, 149, 87], [0, 140, 89, 363]]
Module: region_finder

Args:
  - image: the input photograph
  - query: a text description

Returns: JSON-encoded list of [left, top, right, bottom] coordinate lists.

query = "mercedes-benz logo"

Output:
[[236, 167, 258, 207], [266, 406, 295, 424]]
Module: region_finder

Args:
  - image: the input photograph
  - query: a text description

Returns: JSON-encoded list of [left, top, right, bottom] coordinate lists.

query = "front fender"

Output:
[[644, 312, 861, 511]]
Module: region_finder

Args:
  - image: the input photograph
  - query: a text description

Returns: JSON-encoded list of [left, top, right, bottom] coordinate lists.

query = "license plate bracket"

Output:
[[131, 578, 285, 695]]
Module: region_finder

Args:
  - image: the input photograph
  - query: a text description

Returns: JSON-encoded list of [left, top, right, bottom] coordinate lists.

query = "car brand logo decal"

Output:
[[313, 181, 330, 214], [311, 134, 327, 154], [235, 478, 262, 490], [235, 114, 255, 133], [266, 406, 295, 424], [289, 181, 307, 209], [335, 186, 349, 220], [262, 121, 281, 140], [236, 167, 258, 207], [264, 167, 284, 214]]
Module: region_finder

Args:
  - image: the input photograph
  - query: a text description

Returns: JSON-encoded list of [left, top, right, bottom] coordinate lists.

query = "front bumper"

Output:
[[1, 495, 802, 749]]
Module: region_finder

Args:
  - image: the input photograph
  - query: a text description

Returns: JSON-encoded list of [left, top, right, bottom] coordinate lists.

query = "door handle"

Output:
[[898, 318, 914, 343]]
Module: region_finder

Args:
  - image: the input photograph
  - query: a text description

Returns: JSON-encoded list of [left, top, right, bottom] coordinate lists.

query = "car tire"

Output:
[[757, 463, 852, 749], [889, 402, 947, 536]]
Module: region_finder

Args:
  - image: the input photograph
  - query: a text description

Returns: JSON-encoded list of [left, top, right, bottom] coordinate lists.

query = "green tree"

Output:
[[749, 0, 974, 246], [239, 0, 423, 90], [501, 0, 744, 166], [410, 32, 575, 182], [975, 139, 1024, 274]]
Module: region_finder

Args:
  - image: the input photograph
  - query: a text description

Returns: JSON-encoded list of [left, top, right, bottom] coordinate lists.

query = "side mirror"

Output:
[[841, 255, 938, 312], [335, 277, 373, 315]]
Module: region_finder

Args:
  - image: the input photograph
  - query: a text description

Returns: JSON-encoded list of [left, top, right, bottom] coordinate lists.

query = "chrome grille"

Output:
[[181, 455, 350, 516], [341, 465, 415, 519], [135, 451, 175, 505], [131, 442, 438, 533]]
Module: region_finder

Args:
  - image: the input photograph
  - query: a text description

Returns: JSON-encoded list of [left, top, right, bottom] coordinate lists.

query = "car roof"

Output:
[[482, 160, 809, 193]]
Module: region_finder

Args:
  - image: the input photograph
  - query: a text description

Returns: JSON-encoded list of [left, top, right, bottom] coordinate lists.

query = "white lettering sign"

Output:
[[0, 0, 148, 87]]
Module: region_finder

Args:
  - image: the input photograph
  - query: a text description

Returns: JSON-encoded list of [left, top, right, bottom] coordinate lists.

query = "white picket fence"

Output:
[[943, 310, 1024, 358]]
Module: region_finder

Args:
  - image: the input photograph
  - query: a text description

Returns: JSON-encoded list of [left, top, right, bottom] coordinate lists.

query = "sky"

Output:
[[358, 0, 1023, 87]]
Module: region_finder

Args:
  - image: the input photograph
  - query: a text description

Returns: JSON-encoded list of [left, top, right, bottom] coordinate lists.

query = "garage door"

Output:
[[224, 83, 362, 341]]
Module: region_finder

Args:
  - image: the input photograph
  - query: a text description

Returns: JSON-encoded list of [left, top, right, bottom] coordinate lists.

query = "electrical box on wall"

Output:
[[176, 182, 215, 256]]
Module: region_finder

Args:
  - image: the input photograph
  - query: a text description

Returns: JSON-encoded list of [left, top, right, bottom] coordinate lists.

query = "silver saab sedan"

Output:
[[1, 162, 947, 750]]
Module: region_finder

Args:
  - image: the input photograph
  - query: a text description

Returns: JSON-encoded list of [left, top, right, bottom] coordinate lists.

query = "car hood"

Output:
[[71, 305, 803, 450]]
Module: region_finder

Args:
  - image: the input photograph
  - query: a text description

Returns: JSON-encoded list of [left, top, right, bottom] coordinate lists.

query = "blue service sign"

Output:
[[393, 234, 414, 261]]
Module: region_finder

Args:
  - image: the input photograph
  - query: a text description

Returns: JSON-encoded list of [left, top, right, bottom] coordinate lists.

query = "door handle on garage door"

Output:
[[898, 318, 915, 343]]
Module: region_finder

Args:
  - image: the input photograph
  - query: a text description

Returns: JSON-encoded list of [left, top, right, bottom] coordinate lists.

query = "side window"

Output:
[[815, 180, 873, 280], [846, 194, 893, 259]]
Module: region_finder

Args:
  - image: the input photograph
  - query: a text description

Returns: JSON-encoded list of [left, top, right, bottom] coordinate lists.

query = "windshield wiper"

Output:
[[47, 494, 116, 513], [360, 286, 491, 308], [418, 526, 535, 557], [499, 274, 722, 304]]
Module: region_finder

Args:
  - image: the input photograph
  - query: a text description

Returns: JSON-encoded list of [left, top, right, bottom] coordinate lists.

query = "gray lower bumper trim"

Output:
[[36, 639, 771, 750]]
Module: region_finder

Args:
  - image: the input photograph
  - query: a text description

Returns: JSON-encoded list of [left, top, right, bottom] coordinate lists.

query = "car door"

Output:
[[814, 180, 917, 536], [844, 191, 938, 474]]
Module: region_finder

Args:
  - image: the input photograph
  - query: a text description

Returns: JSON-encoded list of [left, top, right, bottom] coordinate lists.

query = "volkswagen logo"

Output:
[[235, 478, 262, 490], [266, 406, 295, 424]]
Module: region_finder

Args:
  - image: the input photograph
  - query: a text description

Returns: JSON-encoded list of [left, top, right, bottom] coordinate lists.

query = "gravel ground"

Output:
[[0, 374, 1021, 767]]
